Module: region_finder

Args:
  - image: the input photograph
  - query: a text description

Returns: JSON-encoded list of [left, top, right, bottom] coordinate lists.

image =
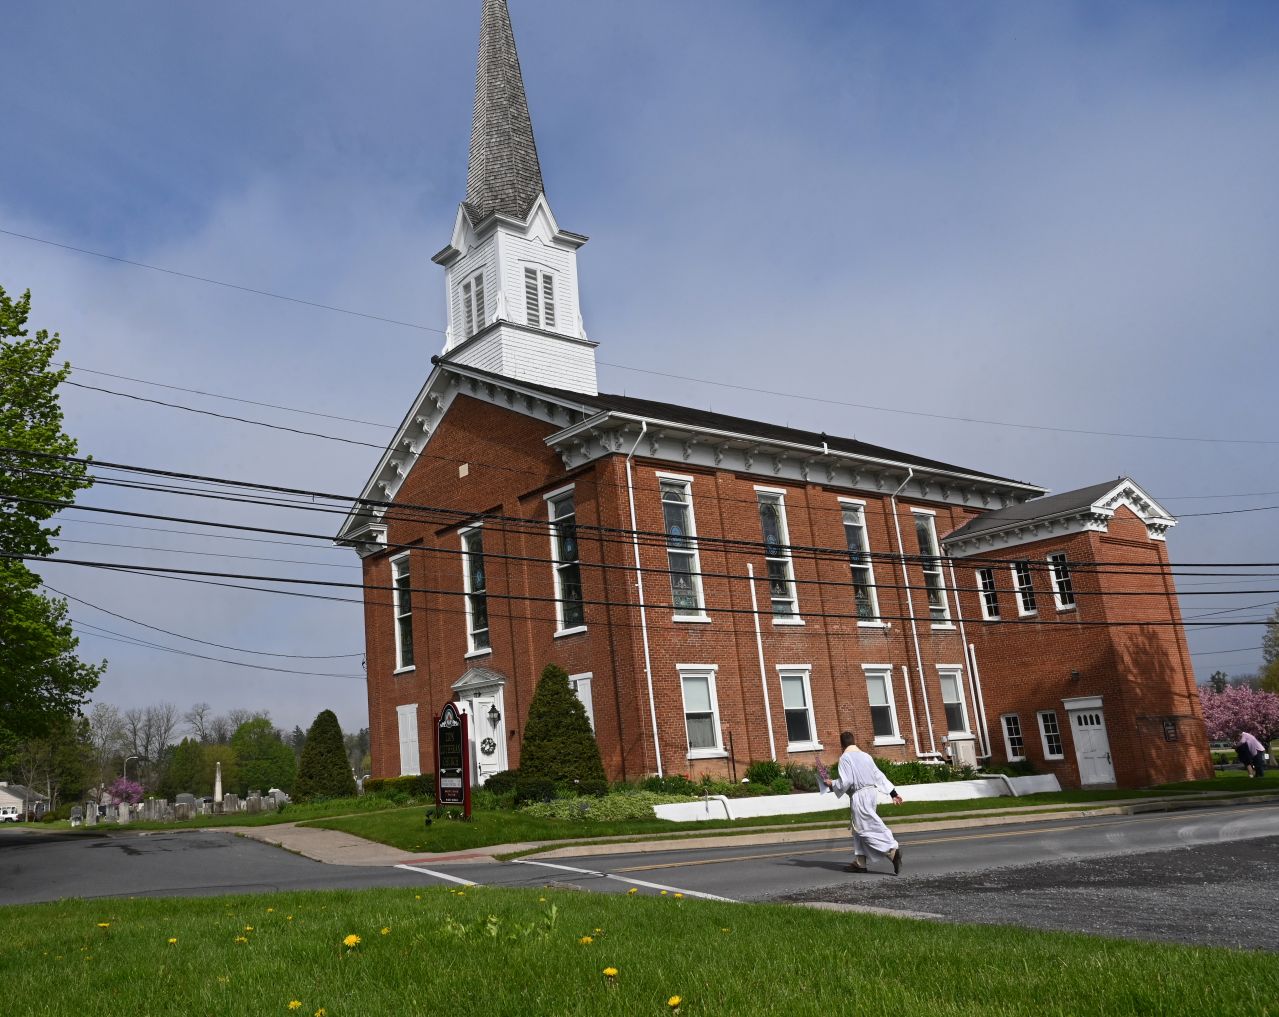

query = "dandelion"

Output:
[[315, 1010, 327, 1017], [167, 938, 178, 945], [578, 935, 594, 945], [234, 936, 248, 944], [668, 996, 682, 1010], [720, 928, 731, 933], [626, 888, 638, 895], [244, 925, 254, 932], [343, 934, 361, 949], [287, 1003, 302, 1012], [456, 891, 465, 897], [593, 928, 603, 934], [380, 927, 390, 936], [267, 908, 275, 913], [673, 893, 684, 900], [415, 895, 421, 900], [287, 916, 294, 922], [660, 890, 668, 896], [603, 967, 618, 978], [96, 923, 110, 929], [538, 897, 547, 903]]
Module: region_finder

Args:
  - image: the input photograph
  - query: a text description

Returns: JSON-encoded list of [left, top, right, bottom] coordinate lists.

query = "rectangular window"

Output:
[[778, 667, 818, 747], [396, 704, 420, 777], [462, 272, 486, 337], [660, 478, 706, 618], [391, 554, 414, 671], [1038, 710, 1064, 758], [461, 528, 490, 654], [864, 666, 900, 742], [1013, 561, 1037, 615], [1001, 714, 1025, 761], [757, 491, 798, 619], [938, 668, 969, 733], [1048, 553, 1076, 610], [548, 491, 584, 632], [524, 267, 556, 329], [679, 667, 723, 756], [976, 567, 1000, 621], [569, 673, 595, 732], [913, 512, 951, 624], [841, 502, 880, 622]]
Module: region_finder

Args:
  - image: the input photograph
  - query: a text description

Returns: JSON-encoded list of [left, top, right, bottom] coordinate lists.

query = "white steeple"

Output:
[[431, 0, 597, 395]]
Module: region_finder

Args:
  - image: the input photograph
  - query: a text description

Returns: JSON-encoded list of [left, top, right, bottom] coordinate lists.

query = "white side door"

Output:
[[463, 694, 508, 785], [1069, 709, 1115, 785]]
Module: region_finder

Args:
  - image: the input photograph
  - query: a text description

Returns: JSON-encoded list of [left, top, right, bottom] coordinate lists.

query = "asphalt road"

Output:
[[6, 803, 1278, 952]]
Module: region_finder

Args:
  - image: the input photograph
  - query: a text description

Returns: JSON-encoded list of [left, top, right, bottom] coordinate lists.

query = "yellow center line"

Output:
[[611, 807, 1264, 873]]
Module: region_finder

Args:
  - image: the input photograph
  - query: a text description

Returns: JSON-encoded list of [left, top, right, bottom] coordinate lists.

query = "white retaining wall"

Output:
[[651, 774, 1061, 823]]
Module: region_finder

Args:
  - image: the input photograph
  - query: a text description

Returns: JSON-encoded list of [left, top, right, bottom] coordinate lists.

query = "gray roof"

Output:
[[943, 478, 1128, 542], [463, 0, 545, 224], [0, 784, 47, 801]]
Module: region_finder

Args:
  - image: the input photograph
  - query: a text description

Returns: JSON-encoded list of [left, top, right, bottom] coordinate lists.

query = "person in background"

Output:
[[826, 730, 904, 874], [1236, 730, 1267, 778]]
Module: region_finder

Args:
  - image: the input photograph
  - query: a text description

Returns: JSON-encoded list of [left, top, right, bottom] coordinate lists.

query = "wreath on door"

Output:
[[480, 737, 497, 757]]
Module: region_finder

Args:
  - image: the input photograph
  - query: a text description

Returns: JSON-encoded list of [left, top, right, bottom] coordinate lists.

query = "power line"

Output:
[[44, 582, 362, 658]]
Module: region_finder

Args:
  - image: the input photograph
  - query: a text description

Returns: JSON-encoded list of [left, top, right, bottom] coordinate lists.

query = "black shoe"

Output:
[[844, 862, 868, 873], [891, 848, 902, 875]]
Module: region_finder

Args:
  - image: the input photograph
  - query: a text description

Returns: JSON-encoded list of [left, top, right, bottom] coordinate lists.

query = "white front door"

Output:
[[1069, 708, 1115, 785], [460, 692, 508, 785]]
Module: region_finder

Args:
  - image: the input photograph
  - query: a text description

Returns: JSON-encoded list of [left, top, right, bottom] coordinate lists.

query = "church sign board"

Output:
[[435, 701, 471, 818]]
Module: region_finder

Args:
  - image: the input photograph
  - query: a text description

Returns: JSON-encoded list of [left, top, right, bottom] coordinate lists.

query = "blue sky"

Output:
[[4, 1, 1278, 733]]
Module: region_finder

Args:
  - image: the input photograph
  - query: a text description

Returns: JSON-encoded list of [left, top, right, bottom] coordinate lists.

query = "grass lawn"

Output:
[[1160, 770, 1279, 794], [301, 787, 1203, 854], [6, 887, 1274, 1017]]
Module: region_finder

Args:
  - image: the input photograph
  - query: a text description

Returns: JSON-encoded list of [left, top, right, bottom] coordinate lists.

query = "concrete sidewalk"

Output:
[[227, 791, 1276, 867]]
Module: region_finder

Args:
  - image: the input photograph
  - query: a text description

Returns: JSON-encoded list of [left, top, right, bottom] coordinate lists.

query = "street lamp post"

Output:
[[123, 755, 139, 783]]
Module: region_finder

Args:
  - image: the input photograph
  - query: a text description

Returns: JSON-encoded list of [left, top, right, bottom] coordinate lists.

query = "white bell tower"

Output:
[[431, 0, 598, 395]]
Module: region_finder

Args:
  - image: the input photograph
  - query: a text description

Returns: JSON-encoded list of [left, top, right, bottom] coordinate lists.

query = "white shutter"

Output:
[[397, 704, 420, 776], [525, 267, 540, 325]]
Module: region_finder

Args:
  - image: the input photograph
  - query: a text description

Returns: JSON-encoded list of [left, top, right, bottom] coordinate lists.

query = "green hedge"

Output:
[[363, 774, 435, 798]]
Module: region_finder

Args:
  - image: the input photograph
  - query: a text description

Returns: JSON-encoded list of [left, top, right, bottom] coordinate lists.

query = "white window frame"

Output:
[[396, 703, 421, 777], [976, 566, 1000, 621], [524, 265, 556, 330], [1038, 710, 1064, 759], [461, 525, 491, 657], [545, 485, 586, 637], [777, 665, 821, 751], [1001, 714, 1025, 761], [1012, 561, 1038, 616], [912, 510, 952, 627], [461, 271, 486, 338], [569, 672, 595, 732], [1048, 553, 1076, 611], [840, 498, 881, 625], [391, 553, 415, 673], [658, 472, 708, 622], [677, 664, 726, 759], [755, 486, 802, 624], [937, 666, 970, 735], [862, 664, 903, 745]]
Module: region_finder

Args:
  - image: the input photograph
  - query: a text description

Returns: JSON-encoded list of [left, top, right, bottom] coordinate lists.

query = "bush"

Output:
[[482, 769, 519, 796], [520, 790, 692, 822], [294, 710, 358, 802], [641, 774, 699, 796], [514, 775, 557, 805], [744, 759, 783, 785], [518, 664, 607, 788], [768, 776, 792, 796], [783, 762, 819, 792], [363, 774, 434, 798]]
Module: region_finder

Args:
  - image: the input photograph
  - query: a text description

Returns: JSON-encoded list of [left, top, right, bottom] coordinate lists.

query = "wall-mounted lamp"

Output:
[[488, 703, 501, 726], [1070, 670, 1081, 682]]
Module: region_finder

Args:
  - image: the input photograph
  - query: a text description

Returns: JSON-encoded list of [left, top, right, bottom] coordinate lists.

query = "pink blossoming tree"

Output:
[[1199, 685, 1279, 743]]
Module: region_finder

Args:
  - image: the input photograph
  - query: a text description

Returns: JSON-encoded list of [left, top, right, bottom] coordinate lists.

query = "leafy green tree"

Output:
[[1208, 670, 1229, 694], [160, 738, 204, 798], [230, 718, 297, 795], [0, 285, 103, 742], [1261, 608, 1279, 694], [293, 710, 356, 801], [518, 663, 606, 789]]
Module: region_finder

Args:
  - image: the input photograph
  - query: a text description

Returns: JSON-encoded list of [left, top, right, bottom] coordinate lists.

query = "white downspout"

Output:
[[945, 557, 988, 758], [967, 641, 993, 762], [899, 664, 919, 756], [747, 564, 778, 761], [626, 422, 663, 777], [890, 468, 937, 757]]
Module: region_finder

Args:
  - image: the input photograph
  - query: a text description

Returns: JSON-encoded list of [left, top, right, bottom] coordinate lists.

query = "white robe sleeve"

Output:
[[830, 752, 856, 798], [871, 761, 896, 797]]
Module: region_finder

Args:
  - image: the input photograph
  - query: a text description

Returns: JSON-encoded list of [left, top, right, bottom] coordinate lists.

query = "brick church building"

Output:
[[337, 0, 1211, 790]]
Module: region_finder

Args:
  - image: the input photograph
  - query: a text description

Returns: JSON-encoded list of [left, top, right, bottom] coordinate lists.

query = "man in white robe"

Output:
[[826, 730, 904, 874]]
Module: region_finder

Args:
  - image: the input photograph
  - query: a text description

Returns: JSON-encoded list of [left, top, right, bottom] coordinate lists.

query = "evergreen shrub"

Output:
[[363, 774, 434, 797], [482, 769, 519, 796], [744, 759, 783, 785], [641, 774, 698, 796], [517, 663, 606, 787], [293, 710, 357, 802]]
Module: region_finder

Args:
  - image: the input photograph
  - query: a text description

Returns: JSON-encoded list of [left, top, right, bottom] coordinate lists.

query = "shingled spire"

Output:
[[464, 0, 545, 224]]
